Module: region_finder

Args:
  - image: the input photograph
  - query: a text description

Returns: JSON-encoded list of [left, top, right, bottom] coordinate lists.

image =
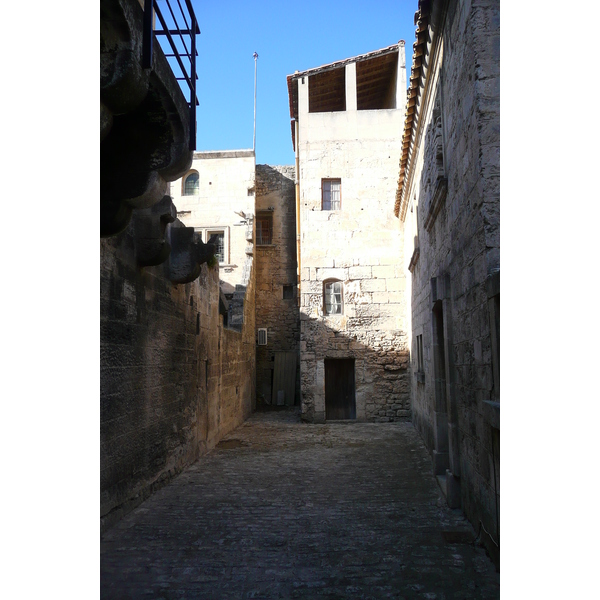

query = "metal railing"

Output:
[[142, 0, 200, 150]]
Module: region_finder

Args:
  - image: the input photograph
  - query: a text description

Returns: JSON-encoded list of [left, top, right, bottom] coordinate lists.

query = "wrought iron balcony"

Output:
[[142, 0, 200, 150]]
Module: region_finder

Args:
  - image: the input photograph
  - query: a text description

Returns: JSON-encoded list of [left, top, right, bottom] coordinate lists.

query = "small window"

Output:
[[183, 172, 199, 195], [258, 328, 268, 346], [416, 335, 424, 372], [324, 280, 343, 315], [283, 285, 294, 300], [256, 213, 273, 245], [322, 179, 341, 210], [208, 231, 225, 263]]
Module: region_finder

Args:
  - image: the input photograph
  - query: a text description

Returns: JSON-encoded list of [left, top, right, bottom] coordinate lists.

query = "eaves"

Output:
[[395, 0, 446, 221]]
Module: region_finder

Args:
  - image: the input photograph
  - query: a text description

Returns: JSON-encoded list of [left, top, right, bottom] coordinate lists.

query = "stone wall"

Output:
[[294, 52, 409, 423], [101, 215, 255, 532], [254, 164, 300, 406], [402, 0, 500, 565]]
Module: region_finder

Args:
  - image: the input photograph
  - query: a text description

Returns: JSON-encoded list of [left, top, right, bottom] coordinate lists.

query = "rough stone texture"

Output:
[[100, 0, 193, 236], [254, 164, 300, 406], [101, 410, 500, 598], [401, 0, 500, 567], [294, 50, 410, 423], [101, 213, 255, 533]]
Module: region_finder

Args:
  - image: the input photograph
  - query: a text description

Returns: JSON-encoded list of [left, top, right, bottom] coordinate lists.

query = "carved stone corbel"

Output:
[[166, 225, 216, 284], [132, 195, 177, 267]]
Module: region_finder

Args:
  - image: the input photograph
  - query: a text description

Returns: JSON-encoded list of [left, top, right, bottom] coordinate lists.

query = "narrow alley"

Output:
[[100, 410, 500, 599]]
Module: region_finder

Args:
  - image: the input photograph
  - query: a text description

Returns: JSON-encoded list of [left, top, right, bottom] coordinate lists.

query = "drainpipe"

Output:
[[295, 118, 301, 307]]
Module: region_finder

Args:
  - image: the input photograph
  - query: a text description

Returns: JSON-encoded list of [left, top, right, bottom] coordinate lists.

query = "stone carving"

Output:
[[133, 195, 177, 267], [166, 225, 216, 284], [100, 0, 193, 237]]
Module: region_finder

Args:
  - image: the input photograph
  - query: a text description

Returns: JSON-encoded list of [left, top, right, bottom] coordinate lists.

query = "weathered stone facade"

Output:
[[254, 164, 300, 406], [169, 151, 256, 297], [101, 213, 256, 533], [288, 43, 410, 423], [397, 0, 500, 566]]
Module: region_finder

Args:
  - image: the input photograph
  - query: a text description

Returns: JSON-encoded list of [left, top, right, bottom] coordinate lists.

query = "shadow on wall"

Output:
[[254, 164, 300, 411], [297, 311, 411, 424], [100, 212, 255, 534]]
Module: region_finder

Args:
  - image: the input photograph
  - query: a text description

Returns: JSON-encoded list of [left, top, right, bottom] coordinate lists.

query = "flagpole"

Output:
[[253, 52, 258, 153]]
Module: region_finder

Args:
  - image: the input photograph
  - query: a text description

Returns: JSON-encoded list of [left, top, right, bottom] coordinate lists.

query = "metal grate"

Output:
[[256, 214, 272, 245], [142, 0, 200, 150]]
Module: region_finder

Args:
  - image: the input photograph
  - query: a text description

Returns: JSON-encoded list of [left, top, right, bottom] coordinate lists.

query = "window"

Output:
[[257, 328, 268, 345], [283, 285, 294, 300], [322, 179, 341, 210], [256, 213, 273, 245], [324, 280, 343, 315], [416, 335, 424, 372], [194, 227, 230, 264], [183, 171, 199, 195], [416, 334, 425, 383], [208, 231, 225, 263]]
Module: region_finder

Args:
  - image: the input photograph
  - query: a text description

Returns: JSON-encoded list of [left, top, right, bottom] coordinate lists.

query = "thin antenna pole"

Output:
[[253, 52, 258, 153]]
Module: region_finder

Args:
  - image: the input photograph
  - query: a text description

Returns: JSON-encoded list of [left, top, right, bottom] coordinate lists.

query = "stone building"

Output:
[[287, 43, 411, 423], [254, 164, 300, 407], [395, 0, 500, 565], [169, 150, 256, 298], [101, 0, 500, 567], [101, 0, 256, 532]]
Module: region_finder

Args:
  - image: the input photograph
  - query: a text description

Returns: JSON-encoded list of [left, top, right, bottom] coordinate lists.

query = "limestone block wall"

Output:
[[403, 0, 500, 564], [254, 164, 300, 405], [101, 215, 255, 532], [169, 150, 256, 295], [296, 66, 409, 421]]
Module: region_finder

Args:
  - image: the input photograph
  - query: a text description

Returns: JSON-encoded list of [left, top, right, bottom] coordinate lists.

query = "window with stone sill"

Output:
[[323, 280, 343, 315], [322, 179, 341, 210], [183, 171, 199, 195], [194, 227, 231, 264]]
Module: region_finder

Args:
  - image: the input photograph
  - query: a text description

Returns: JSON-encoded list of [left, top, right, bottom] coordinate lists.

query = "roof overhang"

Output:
[[287, 44, 402, 122], [394, 0, 437, 220]]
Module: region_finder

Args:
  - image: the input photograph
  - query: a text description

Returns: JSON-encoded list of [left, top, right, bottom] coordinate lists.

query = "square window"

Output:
[[283, 285, 294, 300], [322, 179, 341, 210], [256, 213, 273, 245]]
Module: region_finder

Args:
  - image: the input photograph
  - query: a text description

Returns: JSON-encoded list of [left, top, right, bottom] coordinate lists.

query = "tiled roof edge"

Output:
[[394, 0, 434, 220]]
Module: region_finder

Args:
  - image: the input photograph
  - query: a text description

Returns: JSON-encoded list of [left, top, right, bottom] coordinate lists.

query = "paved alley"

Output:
[[101, 410, 500, 599]]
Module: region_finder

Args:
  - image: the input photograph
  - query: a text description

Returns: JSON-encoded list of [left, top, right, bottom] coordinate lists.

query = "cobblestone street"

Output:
[[101, 410, 500, 599]]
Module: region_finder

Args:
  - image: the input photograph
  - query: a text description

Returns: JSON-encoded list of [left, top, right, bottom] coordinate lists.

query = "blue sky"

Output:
[[184, 0, 419, 166]]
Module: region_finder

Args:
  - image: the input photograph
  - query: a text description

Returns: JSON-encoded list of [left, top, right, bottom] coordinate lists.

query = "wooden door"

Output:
[[271, 351, 297, 406], [325, 358, 356, 420]]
